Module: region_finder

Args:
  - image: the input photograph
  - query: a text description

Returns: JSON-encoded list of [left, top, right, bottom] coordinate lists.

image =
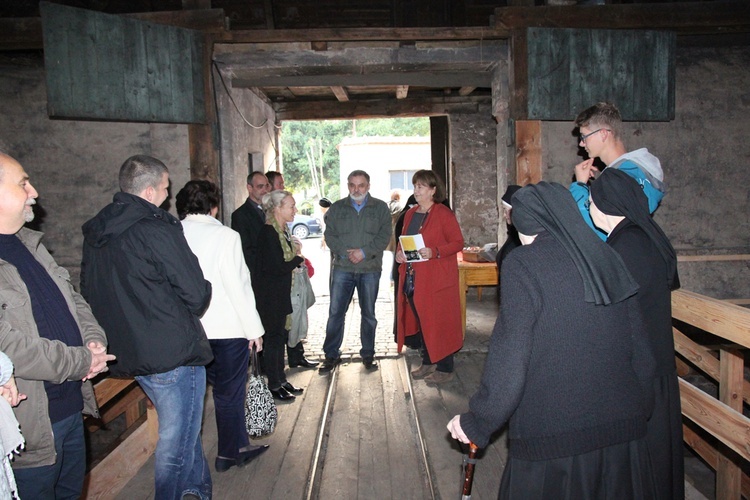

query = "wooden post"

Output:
[[515, 120, 542, 185], [717, 348, 743, 499]]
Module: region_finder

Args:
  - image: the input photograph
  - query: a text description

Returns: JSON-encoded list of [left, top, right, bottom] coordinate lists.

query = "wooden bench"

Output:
[[83, 377, 158, 499]]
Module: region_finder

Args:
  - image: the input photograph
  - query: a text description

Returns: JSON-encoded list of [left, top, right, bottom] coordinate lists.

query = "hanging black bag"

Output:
[[245, 345, 278, 437], [403, 262, 415, 298]]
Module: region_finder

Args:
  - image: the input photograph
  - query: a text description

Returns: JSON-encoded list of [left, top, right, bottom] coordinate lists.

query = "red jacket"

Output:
[[396, 203, 464, 362]]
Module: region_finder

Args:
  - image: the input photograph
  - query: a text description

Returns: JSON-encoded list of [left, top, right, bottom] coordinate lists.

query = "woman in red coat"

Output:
[[395, 170, 464, 384]]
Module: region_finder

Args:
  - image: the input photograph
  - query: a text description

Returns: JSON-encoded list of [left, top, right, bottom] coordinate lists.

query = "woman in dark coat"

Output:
[[253, 190, 305, 401], [395, 170, 464, 384], [590, 167, 683, 500], [448, 182, 657, 499]]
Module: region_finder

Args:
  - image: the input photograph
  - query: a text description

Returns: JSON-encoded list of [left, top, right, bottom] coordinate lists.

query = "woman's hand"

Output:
[[418, 247, 433, 260], [395, 249, 406, 264], [249, 337, 263, 352], [447, 415, 470, 444]]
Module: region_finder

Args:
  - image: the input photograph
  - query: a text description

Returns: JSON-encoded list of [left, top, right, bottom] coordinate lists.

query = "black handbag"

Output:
[[245, 346, 278, 437], [403, 262, 415, 298]]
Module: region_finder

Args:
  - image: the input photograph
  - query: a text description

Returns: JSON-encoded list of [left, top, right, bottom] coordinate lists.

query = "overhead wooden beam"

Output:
[[217, 26, 510, 44], [232, 72, 492, 89], [274, 96, 488, 121], [0, 9, 225, 51], [495, 2, 750, 34], [396, 86, 409, 99], [330, 86, 350, 102], [458, 86, 476, 96]]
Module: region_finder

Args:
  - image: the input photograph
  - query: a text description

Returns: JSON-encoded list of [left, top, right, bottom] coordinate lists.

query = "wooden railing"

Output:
[[673, 289, 750, 499], [82, 377, 158, 499]]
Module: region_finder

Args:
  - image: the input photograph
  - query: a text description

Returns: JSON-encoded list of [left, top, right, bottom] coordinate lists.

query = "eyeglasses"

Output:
[[578, 128, 610, 144]]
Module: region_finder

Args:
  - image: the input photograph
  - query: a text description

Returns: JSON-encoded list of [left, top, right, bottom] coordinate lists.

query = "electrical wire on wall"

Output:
[[211, 60, 282, 171]]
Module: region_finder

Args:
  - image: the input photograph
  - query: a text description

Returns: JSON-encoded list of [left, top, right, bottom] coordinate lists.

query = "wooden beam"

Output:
[[679, 378, 750, 462], [190, 31, 219, 183], [717, 348, 744, 499], [515, 120, 542, 186], [458, 86, 476, 96], [217, 26, 510, 44], [509, 28, 528, 120], [672, 289, 750, 349], [233, 72, 492, 89], [677, 254, 750, 262], [274, 96, 484, 121], [93, 378, 137, 407], [0, 9, 224, 51], [494, 3, 750, 35], [396, 86, 409, 99], [683, 424, 750, 499], [84, 407, 158, 499], [330, 86, 350, 102]]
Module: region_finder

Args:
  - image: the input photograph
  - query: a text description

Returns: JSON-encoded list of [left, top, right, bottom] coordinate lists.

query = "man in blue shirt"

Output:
[[570, 102, 666, 240]]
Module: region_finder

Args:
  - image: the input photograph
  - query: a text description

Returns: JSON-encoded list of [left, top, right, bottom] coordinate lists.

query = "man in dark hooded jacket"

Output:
[[80, 154, 213, 500]]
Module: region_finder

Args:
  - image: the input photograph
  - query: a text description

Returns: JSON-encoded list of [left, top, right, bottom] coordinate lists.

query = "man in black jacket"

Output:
[[81, 155, 213, 500], [231, 171, 271, 277]]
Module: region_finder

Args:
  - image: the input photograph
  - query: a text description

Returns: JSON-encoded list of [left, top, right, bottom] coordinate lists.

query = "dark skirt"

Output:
[[499, 438, 656, 500], [645, 371, 685, 500]]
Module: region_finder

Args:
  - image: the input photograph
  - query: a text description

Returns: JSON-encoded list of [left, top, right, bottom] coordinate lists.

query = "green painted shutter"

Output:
[[41, 2, 205, 124], [527, 27, 675, 121]]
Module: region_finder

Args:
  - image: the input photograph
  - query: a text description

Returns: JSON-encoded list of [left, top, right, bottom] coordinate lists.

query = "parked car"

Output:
[[287, 214, 322, 239]]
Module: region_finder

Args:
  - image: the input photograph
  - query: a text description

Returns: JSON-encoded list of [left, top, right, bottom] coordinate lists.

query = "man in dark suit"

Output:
[[232, 172, 318, 370], [231, 172, 271, 277]]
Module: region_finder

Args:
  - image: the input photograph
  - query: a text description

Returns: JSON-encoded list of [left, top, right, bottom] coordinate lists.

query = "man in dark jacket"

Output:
[[81, 155, 213, 500], [231, 171, 271, 277]]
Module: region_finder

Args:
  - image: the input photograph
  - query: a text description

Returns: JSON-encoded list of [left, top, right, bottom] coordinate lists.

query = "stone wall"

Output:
[[450, 102, 499, 247], [0, 52, 190, 284], [540, 45, 750, 300], [214, 75, 278, 225]]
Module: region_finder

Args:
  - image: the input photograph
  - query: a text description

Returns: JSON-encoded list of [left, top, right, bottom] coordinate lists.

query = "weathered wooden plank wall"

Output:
[[40, 2, 205, 124], [525, 27, 676, 121]]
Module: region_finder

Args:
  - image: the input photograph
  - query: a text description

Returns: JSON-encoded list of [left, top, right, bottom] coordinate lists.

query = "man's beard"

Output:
[[350, 193, 366, 202], [24, 201, 35, 223]]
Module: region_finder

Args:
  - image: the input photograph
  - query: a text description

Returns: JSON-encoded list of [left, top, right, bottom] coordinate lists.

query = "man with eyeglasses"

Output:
[[570, 102, 666, 240]]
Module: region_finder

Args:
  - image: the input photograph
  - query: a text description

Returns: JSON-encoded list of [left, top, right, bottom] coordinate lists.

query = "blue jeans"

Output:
[[323, 270, 380, 359], [206, 339, 250, 459], [14, 412, 85, 500], [136, 366, 212, 500]]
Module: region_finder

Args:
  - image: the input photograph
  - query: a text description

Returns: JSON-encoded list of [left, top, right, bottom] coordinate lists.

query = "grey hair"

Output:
[[119, 155, 169, 195], [262, 189, 293, 217], [348, 169, 370, 183]]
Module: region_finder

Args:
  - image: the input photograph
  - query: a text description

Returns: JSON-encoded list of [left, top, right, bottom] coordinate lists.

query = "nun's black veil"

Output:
[[590, 168, 679, 290], [511, 182, 639, 306]]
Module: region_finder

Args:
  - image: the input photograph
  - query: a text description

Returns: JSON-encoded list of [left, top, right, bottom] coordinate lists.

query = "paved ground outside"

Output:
[[299, 235, 498, 362]]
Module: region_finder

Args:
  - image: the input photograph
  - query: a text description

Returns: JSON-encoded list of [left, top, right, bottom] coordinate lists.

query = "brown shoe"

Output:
[[424, 371, 454, 384], [411, 363, 437, 379]]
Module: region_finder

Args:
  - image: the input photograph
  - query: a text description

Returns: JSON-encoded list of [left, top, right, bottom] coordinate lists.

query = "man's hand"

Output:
[[0, 375, 26, 407], [447, 415, 470, 444], [249, 337, 263, 352], [83, 341, 116, 381], [347, 248, 365, 264], [574, 158, 596, 184]]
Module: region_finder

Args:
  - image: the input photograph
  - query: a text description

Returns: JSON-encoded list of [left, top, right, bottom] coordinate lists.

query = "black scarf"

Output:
[[590, 168, 680, 290], [511, 182, 639, 305]]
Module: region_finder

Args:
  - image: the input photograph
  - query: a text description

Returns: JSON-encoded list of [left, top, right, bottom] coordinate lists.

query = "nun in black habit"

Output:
[[590, 167, 682, 500], [447, 181, 658, 500]]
